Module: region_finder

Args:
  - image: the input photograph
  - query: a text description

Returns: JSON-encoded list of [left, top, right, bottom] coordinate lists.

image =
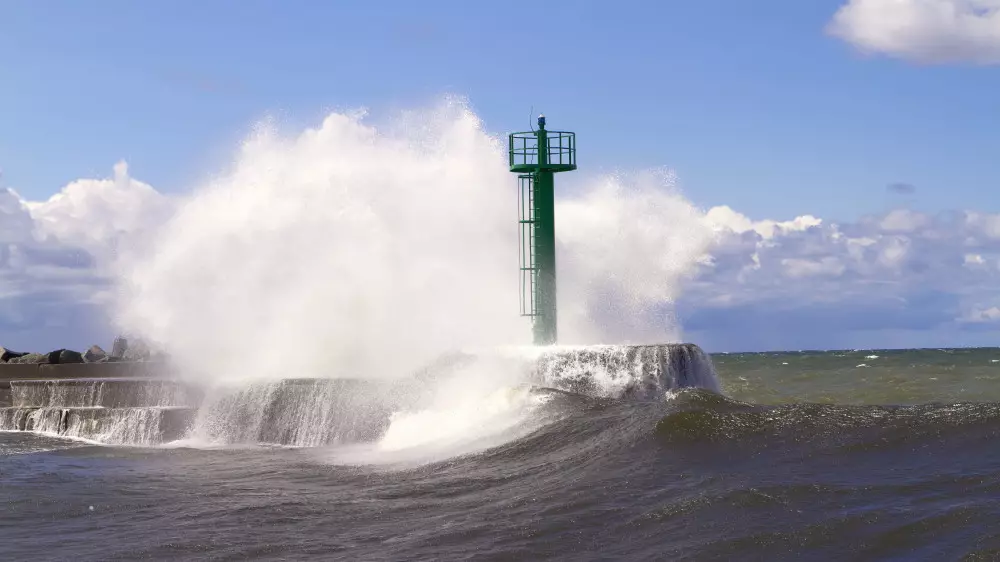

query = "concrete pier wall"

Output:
[[0, 362, 171, 389]]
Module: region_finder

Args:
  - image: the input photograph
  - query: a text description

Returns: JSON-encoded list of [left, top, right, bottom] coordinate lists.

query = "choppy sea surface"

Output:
[[5, 347, 1000, 561]]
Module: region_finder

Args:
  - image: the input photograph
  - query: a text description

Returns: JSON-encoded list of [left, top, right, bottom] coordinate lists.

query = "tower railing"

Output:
[[509, 131, 577, 172]]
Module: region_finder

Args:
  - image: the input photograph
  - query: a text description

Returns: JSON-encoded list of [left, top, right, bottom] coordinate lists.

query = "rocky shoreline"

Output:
[[0, 336, 164, 366]]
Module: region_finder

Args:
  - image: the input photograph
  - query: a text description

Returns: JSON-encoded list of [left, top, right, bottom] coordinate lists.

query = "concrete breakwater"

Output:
[[2, 377, 197, 445], [0, 376, 409, 446], [0, 362, 170, 389], [0, 343, 723, 447], [0, 337, 164, 392]]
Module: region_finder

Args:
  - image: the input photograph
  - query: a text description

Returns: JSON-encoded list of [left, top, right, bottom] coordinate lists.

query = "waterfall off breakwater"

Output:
[[0, 343, 720, 450], [1, 378, 198, 446]]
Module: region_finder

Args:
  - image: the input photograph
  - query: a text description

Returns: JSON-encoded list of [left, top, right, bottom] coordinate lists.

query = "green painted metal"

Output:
[[509, 115, 576, 345]]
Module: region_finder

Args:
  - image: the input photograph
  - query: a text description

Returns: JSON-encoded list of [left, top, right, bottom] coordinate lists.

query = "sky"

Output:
[[3, 0, 1000, 353]]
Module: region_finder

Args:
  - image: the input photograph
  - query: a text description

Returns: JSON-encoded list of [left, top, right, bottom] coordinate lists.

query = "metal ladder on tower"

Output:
[[518, 173, 538, 317]]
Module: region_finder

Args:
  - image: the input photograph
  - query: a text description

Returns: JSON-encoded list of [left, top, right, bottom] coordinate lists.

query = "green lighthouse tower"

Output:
[[509, 115, 577, 345]]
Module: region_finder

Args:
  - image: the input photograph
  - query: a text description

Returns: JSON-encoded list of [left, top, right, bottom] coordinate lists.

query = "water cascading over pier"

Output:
[[0, 378, 199, 445], [0, 343, 721, 447], [1, 107, 722, 449]]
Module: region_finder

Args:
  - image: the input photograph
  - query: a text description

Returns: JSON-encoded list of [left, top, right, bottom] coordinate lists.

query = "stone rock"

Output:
[[83, 345, 108, 363], [9, 353, 49, 364], [0, 347, 28, 363], [104, 335, 167, 363], [65, 349, 85, 363], [111, 335, 130, 359], [49, 349, 85, 364], [122, 338, 153, 362]]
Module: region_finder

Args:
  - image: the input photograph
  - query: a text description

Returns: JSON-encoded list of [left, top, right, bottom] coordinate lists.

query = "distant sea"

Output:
[[4, 347, 1000, 561]]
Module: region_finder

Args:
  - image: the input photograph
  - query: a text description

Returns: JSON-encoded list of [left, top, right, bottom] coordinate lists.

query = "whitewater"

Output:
[[5, 99, 1000, 560], [65, 98, 714, 462]]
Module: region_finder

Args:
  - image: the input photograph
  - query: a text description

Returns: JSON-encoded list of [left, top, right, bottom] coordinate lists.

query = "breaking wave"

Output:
[[112, 98, 714, 388]]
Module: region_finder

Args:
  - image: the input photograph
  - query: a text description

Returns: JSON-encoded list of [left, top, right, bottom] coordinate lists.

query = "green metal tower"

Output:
[[509, 115, 577, 346]]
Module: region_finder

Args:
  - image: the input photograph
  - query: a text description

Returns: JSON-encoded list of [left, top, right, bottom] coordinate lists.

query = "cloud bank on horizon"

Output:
[[4, 147, 1000, 353], [829, 0, 1000, 64], [0, 163, 173, 351]]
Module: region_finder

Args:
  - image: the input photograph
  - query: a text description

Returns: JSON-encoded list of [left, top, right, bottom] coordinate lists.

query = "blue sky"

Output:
[[4, 0, 999, 221], [4, 0, 1000, 353]]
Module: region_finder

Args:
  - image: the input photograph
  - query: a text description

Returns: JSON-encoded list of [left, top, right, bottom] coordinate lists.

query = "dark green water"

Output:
[[715, 347, 1000, 405], [4, 347, 1000, 561]]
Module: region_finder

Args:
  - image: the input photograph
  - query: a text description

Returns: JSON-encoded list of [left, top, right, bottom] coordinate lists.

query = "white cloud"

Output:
[[828, 0, 1000, 64], [28, 161, 174, 262], [964, 253, 986, 266], [684, 204, 1000, 349], [0, 163, 171, 351], [780, 257, 847, 278], [879, 209, 931, 232], [7, 107, 1000, 355], [960, 305, 1000, 322], [705, 205, 822, 240], [11, 155, 1000, 354]]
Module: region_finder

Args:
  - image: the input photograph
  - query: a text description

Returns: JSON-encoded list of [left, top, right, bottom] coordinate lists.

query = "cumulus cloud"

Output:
[[10, 158, 1000, 353], [0, 162, 171, 351], [683, 203, 1000, 350], [10, 154, 1000, 354], [828, 0, 1000, 64], [5, 108, 1000, 354]]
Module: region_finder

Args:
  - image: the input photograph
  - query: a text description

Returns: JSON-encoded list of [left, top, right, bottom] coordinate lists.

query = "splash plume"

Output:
[[113, 98, 714, 385]]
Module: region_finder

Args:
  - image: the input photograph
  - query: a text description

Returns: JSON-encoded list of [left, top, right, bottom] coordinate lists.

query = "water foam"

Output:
[[324, 354, 559, 466], [416, 343, 722, 400], [535, 343, 722, 398], [113, 98, 713, 384], [101, 97, 716, 457], [115, 100, 525, 384], [61, 407, 190, 446], [185, 378, 404, 447]]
